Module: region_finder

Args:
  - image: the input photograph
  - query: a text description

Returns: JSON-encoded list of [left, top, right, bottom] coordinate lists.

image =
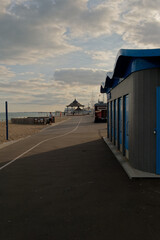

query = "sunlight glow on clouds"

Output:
[[0, 66, 16, 79]]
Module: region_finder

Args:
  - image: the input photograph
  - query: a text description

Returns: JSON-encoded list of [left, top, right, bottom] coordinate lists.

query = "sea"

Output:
[[0, 112, 59, 121]]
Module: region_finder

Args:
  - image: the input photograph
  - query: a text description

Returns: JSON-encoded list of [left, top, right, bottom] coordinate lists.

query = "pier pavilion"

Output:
[[66, 99, 84, 115]]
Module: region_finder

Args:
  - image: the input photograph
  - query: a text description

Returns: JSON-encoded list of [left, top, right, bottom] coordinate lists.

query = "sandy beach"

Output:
[[0, 121, 48, 144], [0, 116, 68, 144]]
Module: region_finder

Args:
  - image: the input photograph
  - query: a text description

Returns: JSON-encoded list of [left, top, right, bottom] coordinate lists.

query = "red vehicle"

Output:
[[94, 102, 107, 123]]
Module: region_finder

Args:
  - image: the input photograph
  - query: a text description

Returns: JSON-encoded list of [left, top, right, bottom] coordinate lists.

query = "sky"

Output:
[[0, 0, 160, 112]]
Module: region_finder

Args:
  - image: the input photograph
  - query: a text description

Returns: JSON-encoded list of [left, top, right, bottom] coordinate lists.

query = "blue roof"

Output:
[[101, 49, 160, 93]]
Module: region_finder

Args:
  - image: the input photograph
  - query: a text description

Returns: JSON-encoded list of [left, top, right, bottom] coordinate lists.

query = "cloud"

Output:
[[85, 50, 117, 69], [0, 0, 11, 14], [114, 0, 160, 48], [18, 72, 35, 76], [0, 16, 80, 65], [0, 0, 82, 65], [63, 1, 119, 37], [1, 0, 160, 66], [0, 0, 121, 65], [1, 0, 160, 112], [0, 0, 160, 66], [0, 67, 104, 111], [0, 65, 16, 79], [85, 50, 113, 61], [54, 68, 106, 86]]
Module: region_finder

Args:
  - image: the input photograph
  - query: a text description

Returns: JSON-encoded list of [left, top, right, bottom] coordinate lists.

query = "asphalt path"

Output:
[[0, 115, 160, 240]]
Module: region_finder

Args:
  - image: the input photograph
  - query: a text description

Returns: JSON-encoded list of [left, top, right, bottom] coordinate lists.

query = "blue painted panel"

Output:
[[156, 87, 160, 174], [118, 97, 122, 147], [124, 95, 129, 151], [114, 100, 117, 142], [111, 101, 114, 140], [104, 49, 160, 93], [107, 102, 109, 138], [110, 101, 112, 140]]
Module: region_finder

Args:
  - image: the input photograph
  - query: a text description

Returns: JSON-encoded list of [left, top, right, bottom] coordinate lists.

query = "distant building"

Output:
[[94, 101, 107, 123], [66, 99, 84, 115]]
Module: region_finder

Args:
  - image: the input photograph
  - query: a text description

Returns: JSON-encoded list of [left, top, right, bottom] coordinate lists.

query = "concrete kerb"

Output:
[[103, 137, 160, 179], [0, 118, 70, 150]]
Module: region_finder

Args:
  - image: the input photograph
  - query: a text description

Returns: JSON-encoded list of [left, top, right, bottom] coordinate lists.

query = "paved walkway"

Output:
[[0, 116, 160, 240]]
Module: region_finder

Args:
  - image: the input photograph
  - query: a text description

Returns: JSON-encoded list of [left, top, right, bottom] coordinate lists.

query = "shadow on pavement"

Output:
[[0, 139, 160, 240]]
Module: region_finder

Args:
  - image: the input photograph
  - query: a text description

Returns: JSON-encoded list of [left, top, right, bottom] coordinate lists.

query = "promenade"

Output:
[[0, 116, 160, 240]]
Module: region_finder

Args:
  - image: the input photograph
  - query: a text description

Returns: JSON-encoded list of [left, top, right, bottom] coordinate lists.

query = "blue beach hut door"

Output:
[[156, 87, 160, 174], [107, 102, 109, 138], [118, 97, 122, 152], [114, 99, 117, 146], [110, 101, 112, 141], [111, 101, 114, 142]]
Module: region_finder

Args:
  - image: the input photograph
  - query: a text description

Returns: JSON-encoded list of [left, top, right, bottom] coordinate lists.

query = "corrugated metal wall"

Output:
[[108, 68, 160, 173], [132, 69, 160, 173]]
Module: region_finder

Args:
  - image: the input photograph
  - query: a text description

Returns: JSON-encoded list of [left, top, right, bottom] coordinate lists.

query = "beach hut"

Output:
[[101, 49, 160, 175]]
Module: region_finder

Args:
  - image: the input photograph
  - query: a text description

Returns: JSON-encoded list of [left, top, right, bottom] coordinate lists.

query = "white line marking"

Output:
[[0, 118, 81, 171]]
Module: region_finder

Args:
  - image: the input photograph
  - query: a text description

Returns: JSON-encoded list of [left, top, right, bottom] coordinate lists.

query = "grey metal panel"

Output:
[[131, 73, 138, 168], [131, 69, 160, 173], [133, 71, 144, 170], [108, 68, 160, 173]]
